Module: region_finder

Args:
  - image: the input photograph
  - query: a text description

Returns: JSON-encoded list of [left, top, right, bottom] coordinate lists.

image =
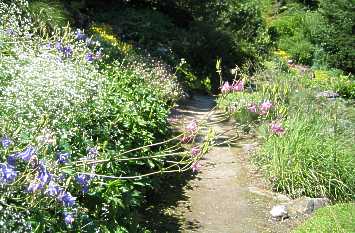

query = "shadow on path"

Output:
[[140, 172, 200, 233]]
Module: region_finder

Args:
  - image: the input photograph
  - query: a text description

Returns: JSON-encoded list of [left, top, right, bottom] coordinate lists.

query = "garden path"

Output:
[[145, 95, 297, 233]]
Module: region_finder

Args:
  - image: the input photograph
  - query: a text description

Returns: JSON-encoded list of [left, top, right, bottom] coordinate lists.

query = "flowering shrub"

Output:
[[0, 1, 192, 231], [301, 69, 355, 99]]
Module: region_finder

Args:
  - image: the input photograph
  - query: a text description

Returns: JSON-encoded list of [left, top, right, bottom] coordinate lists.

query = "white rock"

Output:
[[270, 205, 288, 219]]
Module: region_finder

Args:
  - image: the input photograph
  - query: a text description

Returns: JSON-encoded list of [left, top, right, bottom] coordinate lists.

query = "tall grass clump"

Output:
[[29, 0, 72, 35], [256, 91, 355, 201]]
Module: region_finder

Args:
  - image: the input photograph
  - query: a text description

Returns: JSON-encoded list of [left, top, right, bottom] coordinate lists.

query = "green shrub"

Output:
[[292, 203, 355, 233], [90, 1, 272, 93]]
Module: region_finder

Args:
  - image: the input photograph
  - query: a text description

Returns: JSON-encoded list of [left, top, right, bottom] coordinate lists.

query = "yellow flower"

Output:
[[274, 49, 289, 61], [90, 24, 133, 55]]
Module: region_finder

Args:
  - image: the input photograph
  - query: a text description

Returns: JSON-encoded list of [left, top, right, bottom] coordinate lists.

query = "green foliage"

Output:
[[317, 0, 355, 72], [300, 69, 355, 99], [269, 0, 355, 72], [29, 0, 72, 34], [292, 203, 355, 233]]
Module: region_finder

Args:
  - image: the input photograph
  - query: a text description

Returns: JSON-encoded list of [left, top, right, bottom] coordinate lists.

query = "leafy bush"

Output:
[[88, 1, 272, 93]]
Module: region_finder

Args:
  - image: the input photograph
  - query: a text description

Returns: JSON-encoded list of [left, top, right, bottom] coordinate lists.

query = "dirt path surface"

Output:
[[144, 95, 298, 233]]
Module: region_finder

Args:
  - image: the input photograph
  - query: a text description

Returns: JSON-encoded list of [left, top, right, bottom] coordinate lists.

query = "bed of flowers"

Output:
[[0, 1, 218, 232], [217, 59, 354, 202]]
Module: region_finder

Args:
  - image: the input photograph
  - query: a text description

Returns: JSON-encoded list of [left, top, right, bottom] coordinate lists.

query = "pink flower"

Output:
[[270, 122, 285, 135], [191, 147, 201, 157], [192, 161, 201, 172], [247, 103, 257, 113], [231, 80, 244, 92], [220, 81, 231, 94], [186, 119, 198, 133], [259, 101, 273, 115], [181, 135, 193, 144]]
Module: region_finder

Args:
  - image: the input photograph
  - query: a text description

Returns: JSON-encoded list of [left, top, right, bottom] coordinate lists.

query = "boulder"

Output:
[[287, 197, 330, 216]]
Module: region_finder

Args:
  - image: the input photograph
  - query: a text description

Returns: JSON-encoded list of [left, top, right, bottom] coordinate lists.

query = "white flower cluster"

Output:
[[0, 0, 104, 140], [122, 52, 183, 102]]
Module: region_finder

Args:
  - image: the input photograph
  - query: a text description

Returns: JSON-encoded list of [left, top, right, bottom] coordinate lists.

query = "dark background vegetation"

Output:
[[29, 0, 354, 92]]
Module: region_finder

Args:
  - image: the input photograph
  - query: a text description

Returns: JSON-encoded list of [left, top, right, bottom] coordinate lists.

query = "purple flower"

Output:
[[2, 136, 11, 148], [259, 101, 273, 115], [46, 42, 52, 49], [247, 104, 258, 113], [7, 154, 16, 167], [75, 174, 91, 193], [270, 122, 285, 136], [38, 161, 52, 184], [58, 191, 76, 207], [192, 161, 201, 173], [5, 28, 15, 36], [231, 80, 244, 92], [87, 147, 99, 158], [85, 52, 95, 62], [45, 181, 62, 196], [17, 146, 36, 161], [64, 212, 74, 225], [0, 164, 17, 183], [75, 29, 87, 41], [186, 119, 198, 133], [191, 147, 201, 157], [57, 152, 70, 164], [220, 81, 231, 94], [55, 41, 63, 52], [62, 46, 73, 58], [27, 181, 44, 193]]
